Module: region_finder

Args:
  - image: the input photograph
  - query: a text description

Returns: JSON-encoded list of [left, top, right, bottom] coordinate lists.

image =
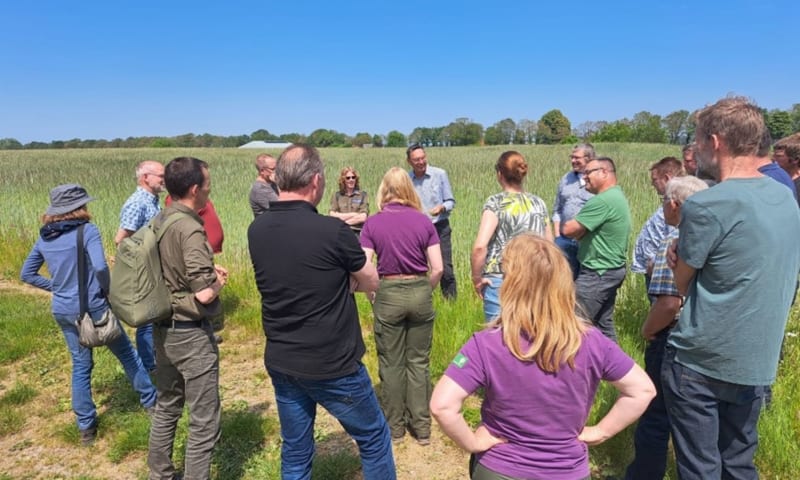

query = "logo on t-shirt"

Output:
[[452, 352, 468, 368]]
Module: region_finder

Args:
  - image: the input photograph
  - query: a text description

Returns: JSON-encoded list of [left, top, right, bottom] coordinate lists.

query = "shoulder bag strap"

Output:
[[76, 224, 87, 316]]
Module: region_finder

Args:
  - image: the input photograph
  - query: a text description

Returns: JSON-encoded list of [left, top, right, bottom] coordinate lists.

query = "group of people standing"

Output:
[[22, 158, 227, 480], [18, 95, 800, 480]]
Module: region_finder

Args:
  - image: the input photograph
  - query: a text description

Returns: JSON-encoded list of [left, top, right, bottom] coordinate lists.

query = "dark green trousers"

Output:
[[372, 277, 435, 439]]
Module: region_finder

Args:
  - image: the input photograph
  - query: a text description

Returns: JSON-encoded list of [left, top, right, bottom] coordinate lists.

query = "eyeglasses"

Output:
[[582, 168, 605, 177], [345, 175, 357, 180], [570, 155, 586, 160], [146, 172, 164, 178]]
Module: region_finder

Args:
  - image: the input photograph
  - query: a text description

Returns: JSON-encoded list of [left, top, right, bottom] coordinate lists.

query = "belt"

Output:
[[157, 320, 204, 329], [380, 273, 426, 280]]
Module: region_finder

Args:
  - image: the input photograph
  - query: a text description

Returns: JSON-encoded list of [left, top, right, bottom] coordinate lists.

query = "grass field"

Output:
[[1, 145, 798, 479]]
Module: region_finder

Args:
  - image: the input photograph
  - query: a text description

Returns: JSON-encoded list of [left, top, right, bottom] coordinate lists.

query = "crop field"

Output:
[[1, 145, 798, 479]]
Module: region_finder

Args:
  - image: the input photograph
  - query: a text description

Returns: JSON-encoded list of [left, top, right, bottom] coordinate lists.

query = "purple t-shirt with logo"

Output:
[[445, 327, 634, 480], [360, 202, 439, 276]]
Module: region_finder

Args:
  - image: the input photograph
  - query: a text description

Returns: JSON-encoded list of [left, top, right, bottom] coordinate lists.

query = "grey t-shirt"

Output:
[[249, 180, 279, 218], [669, 177, 800, 385]]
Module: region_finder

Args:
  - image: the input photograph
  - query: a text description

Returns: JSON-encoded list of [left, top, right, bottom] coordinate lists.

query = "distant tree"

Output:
[[151, 138, 176, 148], [408, 127, 436, 146], [484, 118, 515, 145], [280, 133, 306, 144], [351, 132, 372, 147], [791, 104, 800, 133], [516, 119, 537, 144], [630, 111, 667, 143], [484, 126, 504, 145], [662, 109, 691, 144], [560, 134, 579, 145], [386, 130, 406, 147], [536, 110, 571, 144], [308, 129, 347, 147], [574, 121, 604, 140], [26, 141, 50, 149], [0, 138, 22, 149], [174, 133, 196, 148], [444, 118, 483, 146], [251, 129, 278, 141], [372, 134, 384, 147], [512, 129, 526, 144], [589, 120, 633, 143], [764, 109, 793, 141]]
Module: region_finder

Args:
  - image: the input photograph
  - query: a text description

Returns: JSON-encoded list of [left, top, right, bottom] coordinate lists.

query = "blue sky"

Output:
[[2, 0, 798, 143]]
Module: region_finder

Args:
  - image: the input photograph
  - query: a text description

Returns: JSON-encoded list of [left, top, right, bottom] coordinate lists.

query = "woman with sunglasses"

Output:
[[329, 166, 369, 235]]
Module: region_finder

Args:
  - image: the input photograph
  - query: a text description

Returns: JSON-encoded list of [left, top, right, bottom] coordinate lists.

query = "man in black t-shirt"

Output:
[[248, 144, 396, 480]]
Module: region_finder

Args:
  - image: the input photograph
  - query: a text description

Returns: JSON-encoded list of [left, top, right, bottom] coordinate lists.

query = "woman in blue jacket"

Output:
[[20, 184, 156, 446]]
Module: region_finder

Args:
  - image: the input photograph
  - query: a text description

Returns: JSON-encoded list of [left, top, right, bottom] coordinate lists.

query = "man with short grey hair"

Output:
[[552, 143, 596, 278], [625, 175, 707, 480], [249, 153, 279, 217], [665, 96, 800, 479], [248, 144, 395, 479], [115, 159, 165, 372]]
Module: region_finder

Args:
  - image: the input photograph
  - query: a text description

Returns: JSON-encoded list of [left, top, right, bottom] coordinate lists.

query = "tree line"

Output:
[[2, 104, 799, 150]]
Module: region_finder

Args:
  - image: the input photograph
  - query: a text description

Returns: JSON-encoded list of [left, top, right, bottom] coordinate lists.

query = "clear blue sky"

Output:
[[2, 0, 798, 143]]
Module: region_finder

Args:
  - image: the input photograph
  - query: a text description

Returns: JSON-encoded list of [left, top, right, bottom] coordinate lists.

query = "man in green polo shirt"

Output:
[[562, 157, 631, 342]]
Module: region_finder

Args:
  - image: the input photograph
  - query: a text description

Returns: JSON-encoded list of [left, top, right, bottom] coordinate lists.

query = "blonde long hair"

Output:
[[497, 233, 588, 372], [376, 167, 422, 211]]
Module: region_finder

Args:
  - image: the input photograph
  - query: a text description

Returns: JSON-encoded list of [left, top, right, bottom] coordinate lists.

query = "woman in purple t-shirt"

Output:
[[431, 234, 654, 480], [360, 167, 443, 445]]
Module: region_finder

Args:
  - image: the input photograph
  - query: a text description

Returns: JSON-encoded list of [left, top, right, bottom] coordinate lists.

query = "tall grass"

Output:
[[1, 145, 798, 478]]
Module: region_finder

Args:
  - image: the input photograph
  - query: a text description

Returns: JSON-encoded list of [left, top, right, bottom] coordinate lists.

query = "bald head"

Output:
[[275, 144, 324, 193]]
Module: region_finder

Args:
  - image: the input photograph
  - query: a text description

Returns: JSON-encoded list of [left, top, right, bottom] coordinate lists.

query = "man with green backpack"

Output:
[[144, 157, 227, 480]]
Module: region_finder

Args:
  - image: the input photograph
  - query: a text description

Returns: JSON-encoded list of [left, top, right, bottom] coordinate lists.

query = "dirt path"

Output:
[[0, 283, 470, 479]]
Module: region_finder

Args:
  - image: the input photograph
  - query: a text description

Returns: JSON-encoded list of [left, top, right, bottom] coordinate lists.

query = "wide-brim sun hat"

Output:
[[46, 183, 95, 216]]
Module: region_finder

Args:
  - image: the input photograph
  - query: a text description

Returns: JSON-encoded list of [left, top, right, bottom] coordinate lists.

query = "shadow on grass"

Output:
[[312, 431, 362, 480], [215, 401, 279, 480]]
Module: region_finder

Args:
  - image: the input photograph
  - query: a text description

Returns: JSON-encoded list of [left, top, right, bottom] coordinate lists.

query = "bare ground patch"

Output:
[[0, 284, 469, 479]]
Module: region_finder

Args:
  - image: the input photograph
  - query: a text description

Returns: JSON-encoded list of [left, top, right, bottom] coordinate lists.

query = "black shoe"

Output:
[[80, 426, 97, 446]]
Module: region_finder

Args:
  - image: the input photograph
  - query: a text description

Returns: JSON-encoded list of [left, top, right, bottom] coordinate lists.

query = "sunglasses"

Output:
[[345, 175, 357, 180]]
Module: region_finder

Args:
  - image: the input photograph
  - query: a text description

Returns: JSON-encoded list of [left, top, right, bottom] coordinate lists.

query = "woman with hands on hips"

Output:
[[432, 234, 654, 480]]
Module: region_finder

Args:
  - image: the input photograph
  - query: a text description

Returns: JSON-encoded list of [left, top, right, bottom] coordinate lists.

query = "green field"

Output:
[[1, 145, 798, 479]]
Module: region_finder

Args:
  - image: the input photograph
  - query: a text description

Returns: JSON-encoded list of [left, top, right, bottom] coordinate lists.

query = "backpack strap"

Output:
[[153, 211, 189, 243]]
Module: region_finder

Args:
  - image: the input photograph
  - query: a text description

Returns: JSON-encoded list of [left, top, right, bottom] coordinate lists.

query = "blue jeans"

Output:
[[555, 236, 580, 280], [481, 275, 503, 322], [661, 346, 765, 480], [268, 364, 396, 480], [625, 329, 670, 480], [136, 323, 156, 372], [54, 311, 156, 431]]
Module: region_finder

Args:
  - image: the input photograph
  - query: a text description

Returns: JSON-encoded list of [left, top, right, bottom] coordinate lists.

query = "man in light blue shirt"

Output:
[[407, 144, 457, 299], [115, 160, 165, 372], [552, 143, 595, 278], [631, 157, 684, 296]]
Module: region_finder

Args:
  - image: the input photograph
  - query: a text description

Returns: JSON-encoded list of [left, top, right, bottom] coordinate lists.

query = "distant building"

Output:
[[238, 141, 293, 149]]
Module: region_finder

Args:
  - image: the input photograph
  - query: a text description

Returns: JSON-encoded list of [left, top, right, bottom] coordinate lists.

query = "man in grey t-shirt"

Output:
[[249, 153, 279, 217], [664, 97, 800, 480]]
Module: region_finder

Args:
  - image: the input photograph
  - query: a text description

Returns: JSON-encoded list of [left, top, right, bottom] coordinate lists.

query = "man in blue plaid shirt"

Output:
[[625, 175, 708, 480]]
